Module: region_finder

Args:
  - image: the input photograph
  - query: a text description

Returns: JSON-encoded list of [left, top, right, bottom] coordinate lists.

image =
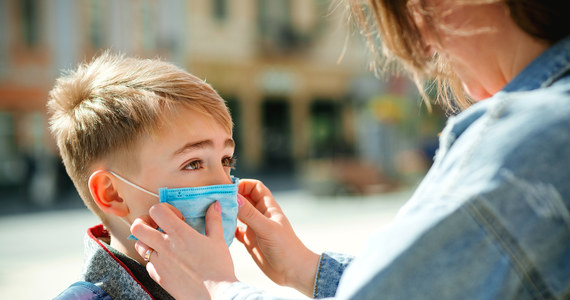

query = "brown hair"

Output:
[[347, 0, 570, 113], [47, 51, 232, 222]]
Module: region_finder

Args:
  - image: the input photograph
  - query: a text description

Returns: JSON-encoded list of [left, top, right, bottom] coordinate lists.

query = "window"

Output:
[[20, 0, 39, 47], [89, 0, 104, 48], [258, 0, 291, 36], [213, 0, 227, 21], [261, 98, 293, 171], [310, 100, 344, 158]]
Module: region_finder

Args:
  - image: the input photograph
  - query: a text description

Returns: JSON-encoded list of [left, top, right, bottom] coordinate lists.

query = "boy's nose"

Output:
[[208, 165, 233, 186]]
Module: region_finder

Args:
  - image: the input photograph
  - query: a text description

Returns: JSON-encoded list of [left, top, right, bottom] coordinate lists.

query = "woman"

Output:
[[131, 0, 570, 299]]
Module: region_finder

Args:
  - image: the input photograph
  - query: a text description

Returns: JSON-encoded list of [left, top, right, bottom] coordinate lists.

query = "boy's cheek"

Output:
[[129, 197, 160, 218]]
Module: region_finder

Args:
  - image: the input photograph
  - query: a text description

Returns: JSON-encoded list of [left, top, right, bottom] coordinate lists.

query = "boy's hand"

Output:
[[131, 202, 237, 300], [236, 179, 320, 297]]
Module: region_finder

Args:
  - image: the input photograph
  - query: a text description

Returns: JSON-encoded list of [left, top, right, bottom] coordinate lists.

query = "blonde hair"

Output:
[[47, 51, 232, 222], [347, 0, 477, 113], [347, 0, 568, 113]]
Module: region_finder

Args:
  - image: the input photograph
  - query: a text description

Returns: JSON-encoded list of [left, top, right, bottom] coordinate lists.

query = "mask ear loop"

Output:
[[108, 171, 159, 239], [109, 171, 159, 198]]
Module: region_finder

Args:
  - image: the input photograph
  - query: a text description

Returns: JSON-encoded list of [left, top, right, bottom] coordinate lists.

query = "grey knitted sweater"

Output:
[[78, 224, 174, 300]]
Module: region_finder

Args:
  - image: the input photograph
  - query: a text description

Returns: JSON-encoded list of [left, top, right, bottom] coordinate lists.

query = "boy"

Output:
[[48, 52, 237, 299]]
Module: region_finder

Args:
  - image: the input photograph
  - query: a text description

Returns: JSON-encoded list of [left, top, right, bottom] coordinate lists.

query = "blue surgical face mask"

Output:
[[110, 171, 239, 247]]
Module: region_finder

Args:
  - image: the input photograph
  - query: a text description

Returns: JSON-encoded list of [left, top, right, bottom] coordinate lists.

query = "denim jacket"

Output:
[[222, 35, 570, 299]]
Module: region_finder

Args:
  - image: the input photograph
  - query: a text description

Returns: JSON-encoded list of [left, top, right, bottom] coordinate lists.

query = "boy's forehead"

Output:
[[164, 103, 230, 130], [157, 105, 208, 129], [150, 105, 232, 140]]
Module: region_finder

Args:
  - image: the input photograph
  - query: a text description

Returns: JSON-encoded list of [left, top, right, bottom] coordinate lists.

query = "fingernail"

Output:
[[214, 201, 221, 213], [237, 194, 245, 207]]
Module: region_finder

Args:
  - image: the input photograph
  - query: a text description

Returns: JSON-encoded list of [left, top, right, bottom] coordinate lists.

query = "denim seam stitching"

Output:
[[72, 281, 103, 297], [441, 94, 512, 199], [465, 198, 555, 300], [312, 253, 325, 298]]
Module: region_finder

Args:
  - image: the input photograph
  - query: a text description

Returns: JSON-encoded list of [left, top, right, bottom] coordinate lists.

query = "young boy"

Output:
[[48, 52, 237, 299]]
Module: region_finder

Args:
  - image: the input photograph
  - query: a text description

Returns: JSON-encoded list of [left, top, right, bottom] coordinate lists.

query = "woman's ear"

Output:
[[88, 170, 130, 217]]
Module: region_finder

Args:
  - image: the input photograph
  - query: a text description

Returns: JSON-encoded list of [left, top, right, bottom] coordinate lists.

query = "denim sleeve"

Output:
[[312, 252, 354, 298], [53, 281, 113, 300]]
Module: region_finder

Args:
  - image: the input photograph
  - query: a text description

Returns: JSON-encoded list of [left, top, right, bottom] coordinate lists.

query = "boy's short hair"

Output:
[[47, 51, 232, 223]]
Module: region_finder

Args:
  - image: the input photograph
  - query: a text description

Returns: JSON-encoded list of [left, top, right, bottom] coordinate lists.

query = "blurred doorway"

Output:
[[310, 99, 344, 158], [261, 98, 293, 172]]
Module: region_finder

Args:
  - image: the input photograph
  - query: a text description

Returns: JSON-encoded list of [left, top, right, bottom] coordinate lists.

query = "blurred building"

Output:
[[0, 0, 444, 207]]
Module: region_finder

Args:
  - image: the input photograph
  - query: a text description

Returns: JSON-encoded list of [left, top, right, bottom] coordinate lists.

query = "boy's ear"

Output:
[[88, 170, 130, 217]]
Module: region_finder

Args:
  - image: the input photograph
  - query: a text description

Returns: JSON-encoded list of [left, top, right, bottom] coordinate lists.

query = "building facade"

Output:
[[0, 0, 438, 206]]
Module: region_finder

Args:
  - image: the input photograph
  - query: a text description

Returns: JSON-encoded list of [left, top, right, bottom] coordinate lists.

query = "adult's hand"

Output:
[[236, 179, 320, 297], [131, 202, 237, 300]]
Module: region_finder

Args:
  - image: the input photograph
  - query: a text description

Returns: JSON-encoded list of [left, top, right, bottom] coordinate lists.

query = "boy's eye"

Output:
[[184, 160, 202, 170], [222, 156, 237, 169]]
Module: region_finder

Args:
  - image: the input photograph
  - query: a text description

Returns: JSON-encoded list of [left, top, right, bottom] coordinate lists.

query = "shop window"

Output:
[[213, 0, 228, 21], [261, 98, 293, 171], [310, 100, 344, 158], [20, 0, 39, 47]]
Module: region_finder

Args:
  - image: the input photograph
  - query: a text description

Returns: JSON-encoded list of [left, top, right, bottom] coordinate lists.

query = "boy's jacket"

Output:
[[54, 224, 174, 300]]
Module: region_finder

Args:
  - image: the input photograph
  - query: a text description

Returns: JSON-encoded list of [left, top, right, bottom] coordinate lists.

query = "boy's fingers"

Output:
[[205, 201, 224, 240]]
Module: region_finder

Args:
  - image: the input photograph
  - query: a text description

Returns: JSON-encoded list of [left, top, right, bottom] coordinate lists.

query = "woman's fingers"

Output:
[[237, 179, 260, 198], [133, 202, 225, 253], [134, 240, 155, 261], [145, 261, 161, 284], [235, 225, 266, 266], [234, 224, 247, 244], [151, 202, 185, 222], [237, 194, 275, 237], [131, 216, 168, 251], [163, 202, 185, 220], [130, 201, 235, 299], [134, 213, 158, 229], [235, 225, 258, 250], [239, 180, 274, 207], [204, 201, 224, 240], [148, 203, 197, 240], [134, 240, 148, 257]]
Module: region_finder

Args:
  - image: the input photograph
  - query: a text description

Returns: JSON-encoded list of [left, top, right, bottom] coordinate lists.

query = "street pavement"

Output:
[[0, 188, 413, 299]]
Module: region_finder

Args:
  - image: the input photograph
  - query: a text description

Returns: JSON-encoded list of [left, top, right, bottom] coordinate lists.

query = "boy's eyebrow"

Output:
[[224, 138, 235, 148], [173, 140, 213, 157], [173, 138, 235, 157]]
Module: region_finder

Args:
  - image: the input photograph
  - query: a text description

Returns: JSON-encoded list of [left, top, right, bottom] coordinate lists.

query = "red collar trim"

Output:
[[87, 224, 154, 299]]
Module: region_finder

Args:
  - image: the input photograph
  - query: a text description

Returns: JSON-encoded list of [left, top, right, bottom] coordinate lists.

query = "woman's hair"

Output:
[[347, 0, 569, 112], [47, 51, 232, 221]]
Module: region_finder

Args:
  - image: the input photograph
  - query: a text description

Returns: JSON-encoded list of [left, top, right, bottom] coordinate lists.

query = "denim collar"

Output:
[[438, 35, 570, 155], [502, 35, 570, 92]]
